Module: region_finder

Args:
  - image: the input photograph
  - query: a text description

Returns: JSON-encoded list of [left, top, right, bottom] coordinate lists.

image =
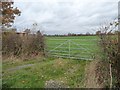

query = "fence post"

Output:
[[69, 40, 70, 59]]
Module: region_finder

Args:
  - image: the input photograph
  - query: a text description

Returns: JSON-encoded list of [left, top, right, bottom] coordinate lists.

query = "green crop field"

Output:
[[45, 36, 100, 60]]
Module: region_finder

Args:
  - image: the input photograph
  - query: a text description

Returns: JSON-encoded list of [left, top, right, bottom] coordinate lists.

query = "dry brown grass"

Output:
[[85, 60, 104, 88]]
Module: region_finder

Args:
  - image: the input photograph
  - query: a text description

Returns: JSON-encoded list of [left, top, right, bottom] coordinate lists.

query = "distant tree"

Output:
[[0, 1, 21, 27], [68, 33, 71, 36], [86, 32, 90, 36]]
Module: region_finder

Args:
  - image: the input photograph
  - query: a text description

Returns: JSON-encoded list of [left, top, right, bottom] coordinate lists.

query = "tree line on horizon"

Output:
[[44, 31, 118, 37]]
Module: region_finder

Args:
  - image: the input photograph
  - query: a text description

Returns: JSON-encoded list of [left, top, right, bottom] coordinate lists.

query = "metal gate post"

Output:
[[69, 40, 70, 59]]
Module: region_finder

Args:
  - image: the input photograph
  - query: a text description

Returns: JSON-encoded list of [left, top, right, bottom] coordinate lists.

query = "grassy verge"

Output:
[[2, 57, 90, 88]]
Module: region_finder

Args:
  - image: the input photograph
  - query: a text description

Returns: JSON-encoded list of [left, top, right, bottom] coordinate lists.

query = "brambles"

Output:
[[97, 20, 119, 88], [2, 30, 45, 60]]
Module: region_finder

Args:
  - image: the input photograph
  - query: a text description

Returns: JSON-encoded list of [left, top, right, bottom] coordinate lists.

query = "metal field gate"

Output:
[[46, 38, 99, 60]]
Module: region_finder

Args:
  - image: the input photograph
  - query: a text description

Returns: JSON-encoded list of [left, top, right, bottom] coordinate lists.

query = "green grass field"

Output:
[[2, 57, 91, 88], [45, 36, 100, 60], [2, 36, 99, 88]]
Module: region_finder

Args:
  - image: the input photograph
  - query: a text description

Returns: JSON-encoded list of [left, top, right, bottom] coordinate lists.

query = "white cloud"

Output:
[[13, 0, 119, 34]]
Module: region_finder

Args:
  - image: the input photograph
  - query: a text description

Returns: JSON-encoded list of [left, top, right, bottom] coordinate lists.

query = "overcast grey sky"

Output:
[[13, 0, 119, 35]]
